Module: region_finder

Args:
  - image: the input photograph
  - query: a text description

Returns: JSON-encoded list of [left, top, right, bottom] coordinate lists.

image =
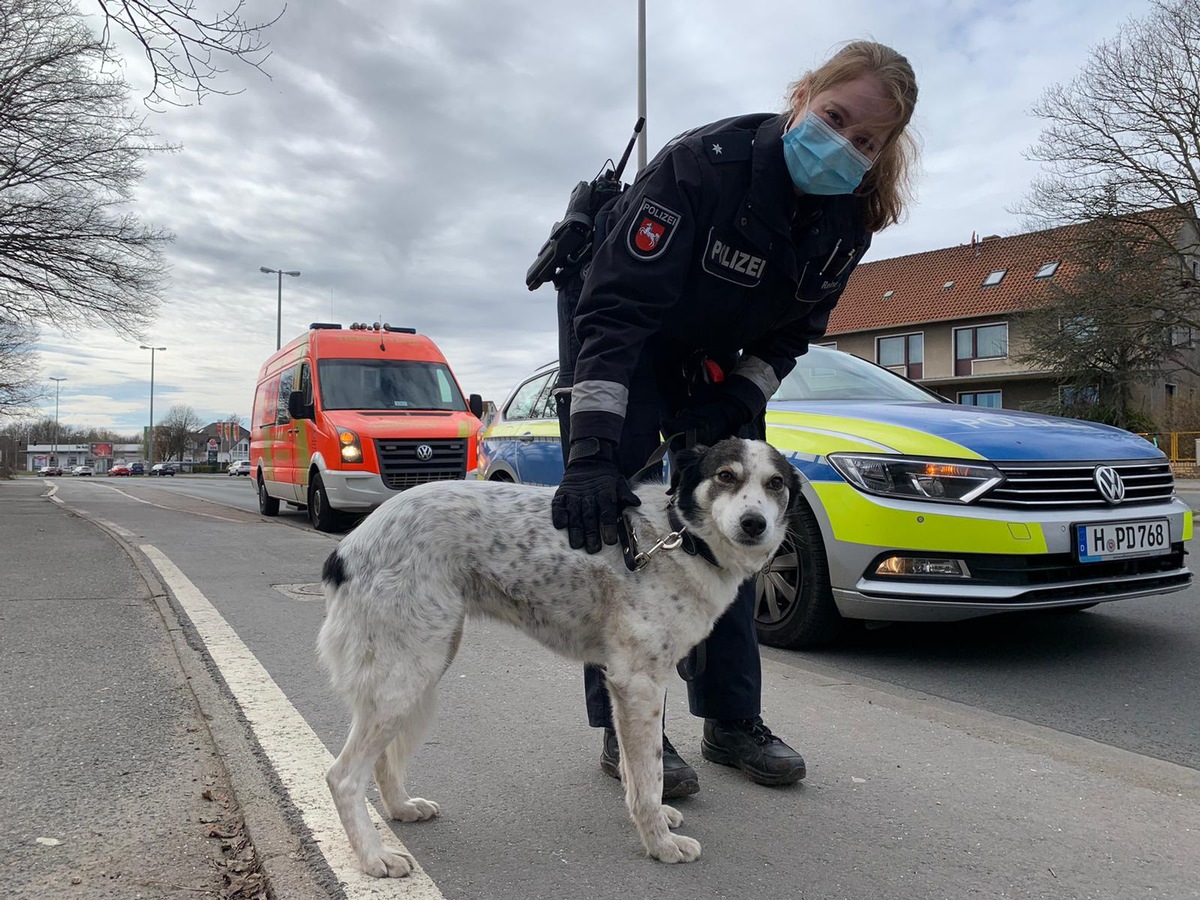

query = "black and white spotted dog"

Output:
[[317, 438, 801, 877]]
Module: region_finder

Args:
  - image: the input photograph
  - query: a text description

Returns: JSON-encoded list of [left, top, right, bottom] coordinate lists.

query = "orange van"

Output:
[[250, 322, 484, 531]]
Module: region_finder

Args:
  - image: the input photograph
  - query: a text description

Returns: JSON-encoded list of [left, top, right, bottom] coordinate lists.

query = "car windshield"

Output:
[[772, 346, 944, 403], [317, 359, 467, 412]]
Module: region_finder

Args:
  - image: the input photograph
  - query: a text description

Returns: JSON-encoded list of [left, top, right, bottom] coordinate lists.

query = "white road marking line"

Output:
[[140, 544, 445, 899], [69, 481, 248, 523]]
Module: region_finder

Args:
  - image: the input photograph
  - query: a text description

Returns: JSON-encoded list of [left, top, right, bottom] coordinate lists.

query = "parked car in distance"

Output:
[[129, 462, 145, 475], [480, 346, 1193, 649], [150, 463, 176, 477], [71, 465, 94, 476], [108, 464, 132, 476], [38, 465, 63, 476], [228, 459, 253, 476]]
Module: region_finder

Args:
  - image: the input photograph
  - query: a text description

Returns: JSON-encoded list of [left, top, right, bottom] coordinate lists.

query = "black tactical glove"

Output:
[[551, 437, 641, 553], [664, 392, 752, 448]]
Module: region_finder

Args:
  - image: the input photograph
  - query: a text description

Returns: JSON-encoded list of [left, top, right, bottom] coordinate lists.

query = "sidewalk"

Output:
[[0, 479, 268, 899]]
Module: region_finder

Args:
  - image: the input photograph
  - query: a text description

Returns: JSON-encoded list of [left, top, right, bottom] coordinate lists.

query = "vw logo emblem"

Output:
[[1093, 466, 1125, 504], [415, 444, 434, 462]]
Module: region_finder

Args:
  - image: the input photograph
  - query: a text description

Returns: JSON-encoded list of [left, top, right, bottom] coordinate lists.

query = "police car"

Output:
[[479, 346, 1193, 648]]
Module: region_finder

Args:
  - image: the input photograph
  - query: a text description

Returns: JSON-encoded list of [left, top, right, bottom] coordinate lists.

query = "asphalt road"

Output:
[[112, 473, 1200, 773], [35, 473, 1200, 900]]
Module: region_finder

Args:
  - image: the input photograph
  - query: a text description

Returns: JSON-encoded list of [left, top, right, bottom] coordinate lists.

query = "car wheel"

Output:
[[308, 472, 343, 532], [257, 476, 280, 517], [754, 500, 846, 650]]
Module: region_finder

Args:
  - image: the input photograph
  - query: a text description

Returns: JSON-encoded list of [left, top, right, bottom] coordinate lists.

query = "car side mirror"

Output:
[[469, 393, 484, 419], [288, 390, 312, 420]]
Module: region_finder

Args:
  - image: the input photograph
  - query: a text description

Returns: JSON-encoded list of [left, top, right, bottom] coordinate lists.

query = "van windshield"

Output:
[[317, 359, 468, 412]]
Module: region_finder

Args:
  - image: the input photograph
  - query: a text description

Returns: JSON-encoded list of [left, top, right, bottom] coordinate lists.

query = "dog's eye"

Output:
[[716, 470, 738, 485], [767, 475, 785, 491]]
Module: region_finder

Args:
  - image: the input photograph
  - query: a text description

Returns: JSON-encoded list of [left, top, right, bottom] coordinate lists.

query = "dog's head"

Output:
[[672, 438, 802, 573]]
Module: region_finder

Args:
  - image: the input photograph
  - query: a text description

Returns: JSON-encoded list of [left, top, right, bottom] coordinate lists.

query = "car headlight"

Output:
[[827, 453, 1003, 503], [337, 427, 363, 463]]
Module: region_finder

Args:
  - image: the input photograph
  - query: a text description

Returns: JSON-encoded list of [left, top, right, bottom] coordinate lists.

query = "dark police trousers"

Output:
[[556, 345, 764, 729]]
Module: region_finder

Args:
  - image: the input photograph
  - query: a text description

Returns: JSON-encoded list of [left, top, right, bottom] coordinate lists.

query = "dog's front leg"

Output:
[[608, 671, 701, 863]]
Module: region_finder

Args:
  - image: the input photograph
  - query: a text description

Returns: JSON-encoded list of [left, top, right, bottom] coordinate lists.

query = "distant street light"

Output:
[[49, 376, 66, 462], [139, 345, 166, 465], [260, 266, 301, 350]]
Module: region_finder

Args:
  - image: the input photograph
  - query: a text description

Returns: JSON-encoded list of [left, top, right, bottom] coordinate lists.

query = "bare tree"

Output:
[[159, 401, 201, 460], [1021, 0, 1200, 242], [0, 0, 172, 339], [1015, 0, 1200, 424], [95, 0, 283, 108], [1014, 215, 1182, 430], [0, 321, 42, 418]]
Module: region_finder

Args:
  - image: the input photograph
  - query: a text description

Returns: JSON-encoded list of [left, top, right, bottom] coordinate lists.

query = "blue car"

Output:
[[479, 346, 1193, 648]]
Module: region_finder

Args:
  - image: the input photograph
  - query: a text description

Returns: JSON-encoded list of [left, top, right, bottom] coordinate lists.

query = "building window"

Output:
[[1166, 383, 1178, 398], [954, 323, 1008, 376], [1060, 385, 1100, 412], [877, 332, 924, 380], [983, 269, 1006, 287], [1034, 261, 1060, 279], [1061, 315, 1098, 340], [958, 391, 1002, 408], [1170, 325, 1194, 347]]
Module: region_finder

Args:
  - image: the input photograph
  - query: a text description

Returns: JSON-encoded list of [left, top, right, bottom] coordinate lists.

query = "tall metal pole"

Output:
[[637, 0, 647, 171], [49, 376, 66, 462], [140, 345, 166, 465], [260, 267, 301, 350]]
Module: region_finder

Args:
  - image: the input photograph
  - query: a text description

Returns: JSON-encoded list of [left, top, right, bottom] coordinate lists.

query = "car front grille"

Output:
[[374, 438, 467, 491], [977, 460, 1175, 509]]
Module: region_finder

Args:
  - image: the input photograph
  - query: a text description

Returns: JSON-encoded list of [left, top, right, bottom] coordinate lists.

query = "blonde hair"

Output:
[[787, 40, 919, 233]]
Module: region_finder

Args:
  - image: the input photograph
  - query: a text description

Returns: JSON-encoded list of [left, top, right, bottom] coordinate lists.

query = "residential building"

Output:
[[197, 421, 249, 465], [823, 213, 1200, 425]]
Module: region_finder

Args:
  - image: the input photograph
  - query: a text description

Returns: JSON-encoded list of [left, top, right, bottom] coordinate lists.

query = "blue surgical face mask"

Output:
[[781, 110, 873, 195]]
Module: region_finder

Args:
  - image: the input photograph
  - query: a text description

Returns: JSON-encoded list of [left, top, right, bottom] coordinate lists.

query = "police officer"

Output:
[[552, 41, 919, 797]]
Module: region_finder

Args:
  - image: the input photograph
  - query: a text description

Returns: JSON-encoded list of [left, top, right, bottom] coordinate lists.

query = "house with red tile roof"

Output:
[[823, 212, 1200, 424]]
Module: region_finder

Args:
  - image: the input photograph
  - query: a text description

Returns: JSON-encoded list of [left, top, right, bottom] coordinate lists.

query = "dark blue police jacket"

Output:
[[569, 112, 872, 446]]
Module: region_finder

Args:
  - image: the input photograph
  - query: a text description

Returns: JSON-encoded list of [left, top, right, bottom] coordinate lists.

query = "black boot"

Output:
[[701, 716, 806, 786], [600, 728, 700, 799]]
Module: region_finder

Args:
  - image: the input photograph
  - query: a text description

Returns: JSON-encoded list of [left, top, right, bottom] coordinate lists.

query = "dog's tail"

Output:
[[317, 550, 351, 684], [322, 549, 349, 589]]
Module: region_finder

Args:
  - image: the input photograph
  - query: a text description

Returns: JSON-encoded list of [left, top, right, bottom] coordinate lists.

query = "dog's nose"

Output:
[[740, 513, 766, 538]]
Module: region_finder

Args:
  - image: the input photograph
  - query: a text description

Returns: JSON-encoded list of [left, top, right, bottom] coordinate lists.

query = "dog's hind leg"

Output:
[[327, 704, 418, 878], [607, 670, 701, 864], [374, 615, 461, 821], [374, 681, 441, 822]]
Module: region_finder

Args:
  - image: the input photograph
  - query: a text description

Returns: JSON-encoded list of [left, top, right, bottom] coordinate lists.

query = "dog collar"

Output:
[[667, 508, 721, 569]]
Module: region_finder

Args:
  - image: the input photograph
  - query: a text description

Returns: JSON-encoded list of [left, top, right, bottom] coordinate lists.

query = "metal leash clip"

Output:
[[619, 510, 687, 571], [632, 526, 686, 570]]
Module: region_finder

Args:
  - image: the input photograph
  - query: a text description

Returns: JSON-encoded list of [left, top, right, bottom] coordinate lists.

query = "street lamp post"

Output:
[[260, 266, 301, 350], [637, 0, 647, 171], [49, 376, 66, 463], [139, 345, 166, 466]]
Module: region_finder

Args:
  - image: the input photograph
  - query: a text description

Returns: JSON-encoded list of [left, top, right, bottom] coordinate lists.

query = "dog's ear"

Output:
[[784, 461, 804, 515], [669, 444, 708, 493]]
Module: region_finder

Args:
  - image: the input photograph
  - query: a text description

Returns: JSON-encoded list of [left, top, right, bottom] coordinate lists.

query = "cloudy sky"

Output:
[[30, 0, 1148, 435]]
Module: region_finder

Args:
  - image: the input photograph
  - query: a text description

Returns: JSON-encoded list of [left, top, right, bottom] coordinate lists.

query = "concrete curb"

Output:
[[56, 498, 342, 900]]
